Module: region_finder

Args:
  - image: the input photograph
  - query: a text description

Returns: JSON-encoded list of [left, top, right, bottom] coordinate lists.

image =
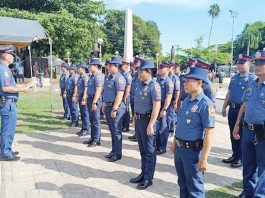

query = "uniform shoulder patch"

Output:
[[208, 105, 215, 117], [4, 71, 9, 77], [211, 86, 217, 93], [169, 81, 174, 87], [118, 77, 123, 84]]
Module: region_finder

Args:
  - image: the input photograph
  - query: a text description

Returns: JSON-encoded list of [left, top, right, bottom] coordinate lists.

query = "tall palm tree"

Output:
[[240, 22, 264, 55], [208, 4, 221, 47]]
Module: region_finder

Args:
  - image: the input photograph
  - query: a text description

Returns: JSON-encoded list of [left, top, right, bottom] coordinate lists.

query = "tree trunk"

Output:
[[247, 35, 250, 56], [208, 17, 214, 47]]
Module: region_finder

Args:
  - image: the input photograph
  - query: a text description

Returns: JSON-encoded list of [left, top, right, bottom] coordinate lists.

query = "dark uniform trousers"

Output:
[[0, 101, 17, 157], [135, 117, 157, 181], [78, 95, 90, 132], [156, 106, 170, 151], [66, 91, 78, 125], [174, 146, 204, 198], [228, 107, 242, 160], [62, 92, 70, 119], [87, 95, 102, 141], [122, 98, 130, 130], [241, 127, 265, 197], [105, 105, 125, 156]]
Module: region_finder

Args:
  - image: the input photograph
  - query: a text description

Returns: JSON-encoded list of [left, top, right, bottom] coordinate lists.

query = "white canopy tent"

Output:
[[0, 16, 54, 111]]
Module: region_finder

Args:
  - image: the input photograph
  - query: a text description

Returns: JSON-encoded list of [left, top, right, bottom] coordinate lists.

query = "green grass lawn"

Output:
[[206, 182, 242, 198], [16, 90, 69, 133]]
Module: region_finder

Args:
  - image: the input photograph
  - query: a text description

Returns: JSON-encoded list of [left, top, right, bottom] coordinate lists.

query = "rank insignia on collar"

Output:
[[191, 105, 198, 112]]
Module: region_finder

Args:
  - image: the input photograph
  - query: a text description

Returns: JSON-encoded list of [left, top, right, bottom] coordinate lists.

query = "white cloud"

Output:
[[104, 0, 212, 8]]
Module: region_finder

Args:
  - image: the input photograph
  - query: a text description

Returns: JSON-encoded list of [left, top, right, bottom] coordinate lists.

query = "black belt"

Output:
[[105, 102, 114, 107], [0, 98, 17, 103], [229, 102, 242, 109], [174, 138, 203, 150], [243, 121, 265, 131], [135, 113, 151, 120]]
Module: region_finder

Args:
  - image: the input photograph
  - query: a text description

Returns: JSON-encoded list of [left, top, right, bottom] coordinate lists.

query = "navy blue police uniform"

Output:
[[65, 64, 79, 127], [130, 60, 161, 189], [86, 58, 103, 146], [77, 62, 90, 136], [103, 57, 126, 162], [0, 45, 20, 161], [223, 55, 256, 168], [238, 50, 265, 198], [60, 63, 70, 119], [174, 67, 215, 198], [156, 63, 174, 154]]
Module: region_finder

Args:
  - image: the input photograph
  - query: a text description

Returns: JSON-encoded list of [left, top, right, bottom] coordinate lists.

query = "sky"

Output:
[[103, 0, 265, 55]]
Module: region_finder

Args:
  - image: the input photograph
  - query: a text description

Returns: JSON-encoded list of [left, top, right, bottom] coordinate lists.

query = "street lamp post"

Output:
[[229, 10, 238, 76], [66, 52, 71, 65], [155, 53, 159, 68], [97, 38, 103, 60], [170, 45, 175, 62]]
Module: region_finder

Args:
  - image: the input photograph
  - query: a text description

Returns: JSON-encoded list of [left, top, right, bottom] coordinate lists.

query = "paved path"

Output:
[[0, 115, 241, 198]]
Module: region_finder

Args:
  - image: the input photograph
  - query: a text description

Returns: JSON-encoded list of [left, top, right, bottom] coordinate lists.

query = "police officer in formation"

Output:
[[170, 67, 215, 198], [76, 62, 90, 136], [120, 60, 132, 132], [233, 50, 265, 198], [130, 59, 161, 189], [0, 45, 29, 161], [59, 63, 70, 120], [85, 58, 103, 147], [65, 64, 79, 127], [103, 57, 126, 162], [168, 62, 180, 136], [128, 57, 142, 141], [156, 62, 174, 155], [222, 54, 256, 168]]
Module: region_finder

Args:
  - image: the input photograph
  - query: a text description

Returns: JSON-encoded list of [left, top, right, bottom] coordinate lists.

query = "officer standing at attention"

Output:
[[103, 57, 126, 162], [60, 63, 70, 120], [156, 62, 173, 155], [0, 45, 29, 161], [168, 62, 180, 137], [128, 57, 142, 141], [170, 67, 215, 198], [233, 50, 265, 198], [65, 64, 79, 127], [76, 62, 90, 136], [120, 60, 132, 132], [85, 58, 103, 147], [222, 54, 256, 168], [130, 60, 161, 189]]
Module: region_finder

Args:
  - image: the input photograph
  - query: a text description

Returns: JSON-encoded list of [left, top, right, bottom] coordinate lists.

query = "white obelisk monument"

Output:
[[123, 9, 133, 62]]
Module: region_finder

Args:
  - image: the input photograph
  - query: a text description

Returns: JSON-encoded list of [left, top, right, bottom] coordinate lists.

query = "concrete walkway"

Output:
[[0, 115, 241, 198]]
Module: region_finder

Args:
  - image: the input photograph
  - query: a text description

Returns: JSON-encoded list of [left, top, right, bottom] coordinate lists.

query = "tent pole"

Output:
[[28, 45, 35, 102], [49, 37, 53, 112]]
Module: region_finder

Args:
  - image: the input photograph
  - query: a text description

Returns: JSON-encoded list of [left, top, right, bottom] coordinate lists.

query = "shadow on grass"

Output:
[[206, 182, 242, 198]]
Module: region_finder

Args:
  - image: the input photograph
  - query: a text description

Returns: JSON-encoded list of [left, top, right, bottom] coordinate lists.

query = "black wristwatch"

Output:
[[163, 108, 167, 111]]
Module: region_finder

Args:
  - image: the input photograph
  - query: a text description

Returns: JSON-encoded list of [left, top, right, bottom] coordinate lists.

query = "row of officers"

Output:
[[59, 51, 265, 197]]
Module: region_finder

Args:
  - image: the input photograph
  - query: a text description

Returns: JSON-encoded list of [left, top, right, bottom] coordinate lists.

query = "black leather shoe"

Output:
[[2, 155, 20, 161], [107, 154, 122, 162], [156, 149, 166, 155], [12, 151, 19, 156], [123, 128, 130, 132], [83, 139, 94, 145], [231, 159, 243, 168], [87, 140, 101, 147], [222, 156, 235, 164], [105, 152, 114, 159], [128, 135, 136, 140], [130, 173, 144, 183], [70, 123, 78, 127], [78, 131, 89, 137], [136, 180, 153, 190]]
